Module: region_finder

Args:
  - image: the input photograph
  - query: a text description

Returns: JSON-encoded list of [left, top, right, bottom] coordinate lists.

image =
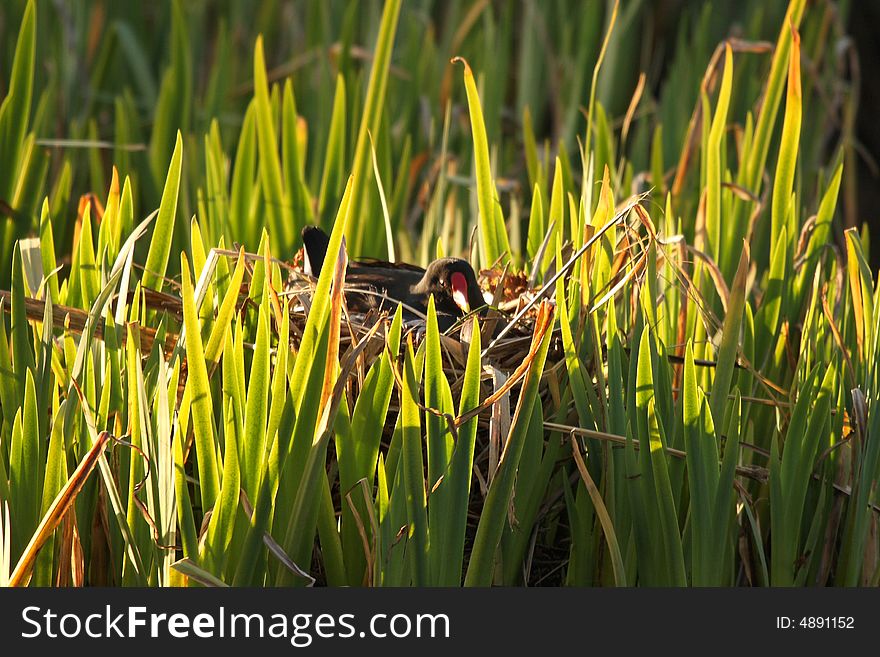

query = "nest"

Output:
[[280, 248, 560, 376]]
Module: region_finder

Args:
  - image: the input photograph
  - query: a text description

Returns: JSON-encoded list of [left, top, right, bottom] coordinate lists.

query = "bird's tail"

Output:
[[301, 225, 330, 277]]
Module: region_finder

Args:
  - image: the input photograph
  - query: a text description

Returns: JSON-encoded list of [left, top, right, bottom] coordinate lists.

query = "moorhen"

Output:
[[301, 226, 485, 330]]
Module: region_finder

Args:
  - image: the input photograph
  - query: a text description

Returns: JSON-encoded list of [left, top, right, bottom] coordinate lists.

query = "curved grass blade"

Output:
[[142, 132, 183, 292], [452, 57, 511, 267], [706, 44, 732, 266], [570, 433, 626, 586]]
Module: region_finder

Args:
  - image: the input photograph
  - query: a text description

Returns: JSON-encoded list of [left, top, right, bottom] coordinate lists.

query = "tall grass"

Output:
[[0, 0, 874, 587]]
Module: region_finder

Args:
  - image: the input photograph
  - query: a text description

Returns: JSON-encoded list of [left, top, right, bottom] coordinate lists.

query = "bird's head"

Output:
[[420, 258, 485, 316]]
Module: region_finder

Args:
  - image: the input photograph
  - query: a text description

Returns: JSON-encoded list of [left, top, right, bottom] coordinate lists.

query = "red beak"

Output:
[[450, 272, 470, 313]]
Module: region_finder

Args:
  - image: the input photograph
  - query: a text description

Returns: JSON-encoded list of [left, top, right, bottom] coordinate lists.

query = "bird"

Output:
[[301, 225, 485, 330]]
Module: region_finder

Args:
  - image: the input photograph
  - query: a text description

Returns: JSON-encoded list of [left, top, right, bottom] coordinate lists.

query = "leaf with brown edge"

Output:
[[9, 431, 111, 587]]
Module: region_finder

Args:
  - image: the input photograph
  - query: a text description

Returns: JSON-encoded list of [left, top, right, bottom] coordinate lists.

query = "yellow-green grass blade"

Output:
[[142, 132, 183, 293], [0, 0, 35, 202], [424, 298, 456, 584], [122, 323, 150, 585], [9, 430, 110, 587], [464, 303, 554, 586], [683, 343, 713, 585], [706, 44, 733, 267], [526, 183, 545, 263], [66, 286, 148, 583], [276, 198, 354, 583], [272, 181, 353, 561], [754, 226, 788, 368], [31, 401, 67, 586], [432, 317, 481, 585], [337, 307, 401, 585], [401, 336, 429, 586], [647, 395, 686, 586], [171, 558, 228, 587], [709, 241, 749, 425], [543, 158, 564, 271], [837, 388, 880, 585], [240, 284, 271, 501], [368, 131, 395, 262], [77, 204, 100, 308], [282, 79, 313, 231], [281, 293, 384, 588], [317, 467, 346, 586], [9, 246, 33, 395], [782, 364, 834, 544], [629, 324, 667, 584], [318, 74, 347, 223], [563, 463, 596, 587], [795, 160, 842, 306], [230, 100, 258, 247], [556, 243, 600, 438], [96, 168, 120, 266], [583, 0, 619, 166], [148, 0, 191, 190], [202, 391, 241, 577], [37, 200, 59, 305], [253, 36, 294, 251], [570, 431, 626, 587], [9, 371, 40, 562], [769, 366, 817, 586], [711, 389, 741, 584], [522, 107, 544, 196], [453, 57, 512, 268], [153, 352, 178, 586], [289, 177, 352, 413], [265, 298, 290, 469], [204, 247, 246, 365], [189, 218, 213, 330], [769, 27, 801, 262], [742, 0, 807, 196], [500, 398, 555, 585], [180, 252, 221, 514], [346, 0, 402, 256], [844, 228, 874, 363], [377, 453, 410, 586]]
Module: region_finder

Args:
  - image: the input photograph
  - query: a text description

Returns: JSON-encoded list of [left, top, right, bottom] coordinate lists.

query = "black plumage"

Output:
[[301, 226, 485, 329]]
